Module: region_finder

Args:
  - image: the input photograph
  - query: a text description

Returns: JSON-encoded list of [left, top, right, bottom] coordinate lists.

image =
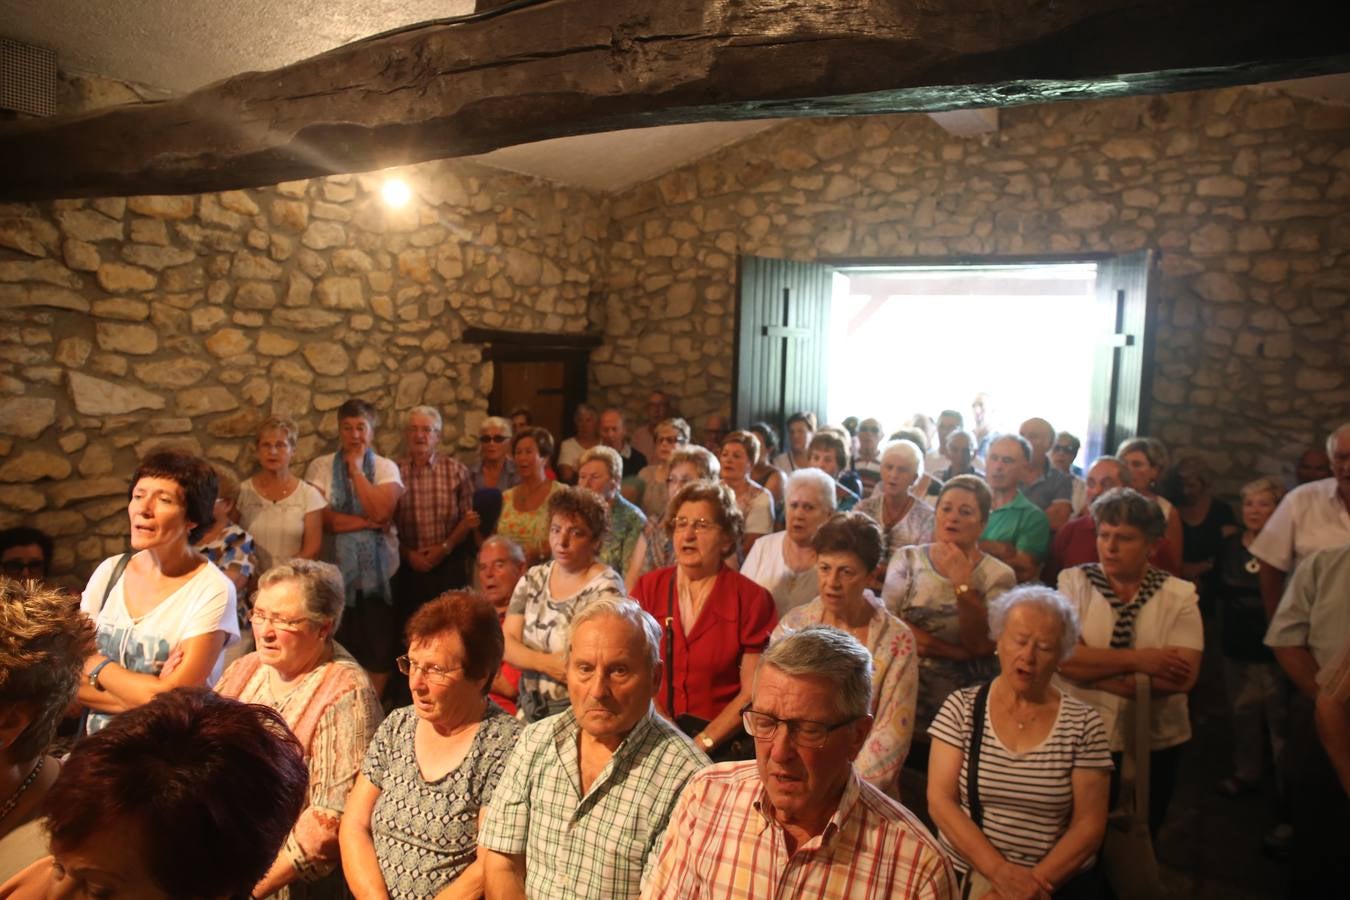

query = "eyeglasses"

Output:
[[0, 559, 44, 576], [656, 435, 682, 445], [1052, 445, 1076, 454], [247, 609, 312, 632], [740, 704, 860, 750], [671, 516, 718, 533], [858, 426, 881, 434], [396, 655, 462, 685], [480, 434, 509, 444]]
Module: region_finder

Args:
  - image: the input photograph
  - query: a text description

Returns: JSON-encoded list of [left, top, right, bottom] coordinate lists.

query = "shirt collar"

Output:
[[752, 766, 863, 852], [404, 450, 439, 469]]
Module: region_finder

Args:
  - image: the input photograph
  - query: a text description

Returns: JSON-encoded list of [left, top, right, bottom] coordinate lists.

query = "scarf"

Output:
[[1081, 562, 1169, 649], [331, 450, 390, 608]]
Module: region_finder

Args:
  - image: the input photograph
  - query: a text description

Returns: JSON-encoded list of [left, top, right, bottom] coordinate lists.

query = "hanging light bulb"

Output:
[[381, 178, 411, 208]]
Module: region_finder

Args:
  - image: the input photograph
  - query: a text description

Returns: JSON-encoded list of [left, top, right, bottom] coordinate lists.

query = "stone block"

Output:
[[302, 221, 347, 250], [303, 342, 350, 376], [48, 477, 126, 508], [127, 195, 195, 220], [68, 371, 165, 416], [205, 328, 252, 358], [96, 262, 157, 293], [56, 209, 122, 242], [62, 238, 101, 271], [0, 451, 72, 482], [231, 251, 284, 281], [236, 282, 279, 309], [176, 387, 239, 417], [96, 322, 158, 355], [0, 284, 89, 313], [133, 358, 212, 389], [0, 397, 56, 439], [0, 485, 45, 512]]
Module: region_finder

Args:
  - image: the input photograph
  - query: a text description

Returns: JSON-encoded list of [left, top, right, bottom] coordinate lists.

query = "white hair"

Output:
[[880, 439, 924, 477], [407, 406, 443, 432], [986, 584, 1081, 662], [785, 467, 837, 511], [760, 626, 873, 720], [481, 416, 513, 437], [1329, 422, 1350, 456], [566, 596, 662, 671]]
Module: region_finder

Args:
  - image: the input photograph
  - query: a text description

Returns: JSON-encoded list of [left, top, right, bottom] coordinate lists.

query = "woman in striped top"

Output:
[[928, 585, 1112, 899]]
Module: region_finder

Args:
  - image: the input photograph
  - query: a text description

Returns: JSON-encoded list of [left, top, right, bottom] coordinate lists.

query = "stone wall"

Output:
[[1, 160, 609, 580], [592, 87, 1350, 488]]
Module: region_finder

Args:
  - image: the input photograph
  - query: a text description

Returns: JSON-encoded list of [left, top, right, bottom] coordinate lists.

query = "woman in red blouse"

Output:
[[632, 480, 777, 760]]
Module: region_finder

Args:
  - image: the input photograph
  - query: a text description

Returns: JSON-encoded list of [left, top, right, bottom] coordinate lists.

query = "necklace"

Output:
[[0, 757, 45, 823]]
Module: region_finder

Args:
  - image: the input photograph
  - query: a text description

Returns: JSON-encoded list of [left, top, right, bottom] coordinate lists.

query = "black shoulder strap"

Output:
[[665, 572, 676, 714], [968, 680, 993, 829], [100, 551, 134, 613]]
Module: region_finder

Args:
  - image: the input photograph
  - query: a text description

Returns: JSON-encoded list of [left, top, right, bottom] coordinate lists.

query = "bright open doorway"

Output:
[[825, 264, 1099, 467]]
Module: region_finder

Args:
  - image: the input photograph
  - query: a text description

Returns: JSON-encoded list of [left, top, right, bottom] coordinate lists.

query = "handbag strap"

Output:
[[1130, 671, 1151, 827], [99, 551, 134, 614], [664, 572, 676, 715], [968, 680, 993, 828]]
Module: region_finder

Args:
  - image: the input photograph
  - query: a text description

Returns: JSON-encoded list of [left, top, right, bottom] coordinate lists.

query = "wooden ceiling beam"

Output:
[[1, 0, 1346, 200]]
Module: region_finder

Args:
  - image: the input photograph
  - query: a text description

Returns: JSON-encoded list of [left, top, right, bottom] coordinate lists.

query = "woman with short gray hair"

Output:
[[740, 467, 835, 617], [855, 440, 935, 582], [1057, 486, 1203, 837], [929, 584, 1112, 899], [215, 558, 383, 900], [471, 416, 519, 493]]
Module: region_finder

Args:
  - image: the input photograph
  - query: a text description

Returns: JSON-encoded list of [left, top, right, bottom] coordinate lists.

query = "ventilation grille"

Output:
[[1, 37, 56, 117]]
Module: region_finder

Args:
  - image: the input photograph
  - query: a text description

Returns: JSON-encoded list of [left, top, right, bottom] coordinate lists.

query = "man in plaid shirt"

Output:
[[643, 627, 958, 900], [392, 406, 477, 629], [479, 598, 707, 899]]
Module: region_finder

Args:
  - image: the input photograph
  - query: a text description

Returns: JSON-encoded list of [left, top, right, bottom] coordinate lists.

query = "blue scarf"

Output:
[[331, 450, 390, 608]]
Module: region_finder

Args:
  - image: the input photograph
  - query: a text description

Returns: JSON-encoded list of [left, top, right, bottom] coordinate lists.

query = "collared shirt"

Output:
[[395, 452, 472, 551], [478, 707, 709, 900], [1265, 543, 1350, 669], [1022, 461, 1075, 511], [599, 495, 647, 574], [469, 457, 520, 492], [642, 761, 957, 900], [980, 491, 1051, 560], [1249, 477, 1350, 573]]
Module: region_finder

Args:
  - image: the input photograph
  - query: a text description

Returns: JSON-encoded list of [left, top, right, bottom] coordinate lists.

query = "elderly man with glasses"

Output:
[[644, 626, 957, 900]]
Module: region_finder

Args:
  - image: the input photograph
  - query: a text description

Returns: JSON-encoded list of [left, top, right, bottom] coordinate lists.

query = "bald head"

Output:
[[1019, 418, 1055, 461]]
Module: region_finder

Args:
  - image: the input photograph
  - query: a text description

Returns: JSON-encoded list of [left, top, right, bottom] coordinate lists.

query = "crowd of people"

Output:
[[0, 388, 1346, 899]]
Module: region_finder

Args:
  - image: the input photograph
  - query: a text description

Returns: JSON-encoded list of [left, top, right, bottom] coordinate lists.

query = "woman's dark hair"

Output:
[[1090, 487, 1167, 543], [812, 512, 885, 573], [786, 411, 817, 432], [511, 426, 555, 461], [749, 422, 779, 456], [548, 485, 610, 542], [938, 474, 993, 524], [337, 398, 378, 429], [129, 449, 218, 543], [406, 591, 505, 696], [0, 526, 53, 574], [808, 431, 850, 469], [0, 579, 96, 761], [43, 688, 307, 899]]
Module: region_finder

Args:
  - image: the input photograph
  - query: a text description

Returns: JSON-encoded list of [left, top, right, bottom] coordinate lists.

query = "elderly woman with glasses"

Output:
[[630, 417, 691, 521], [341, 592, 521, 900], [633, 481, 777, 759], [928, 585, 1112, 900], [624, 446, 720, 592], [772, 513, 918, 799], [470, 416, 520, 493], [213, 559, 382, 900], [855, 439, 936, 582]]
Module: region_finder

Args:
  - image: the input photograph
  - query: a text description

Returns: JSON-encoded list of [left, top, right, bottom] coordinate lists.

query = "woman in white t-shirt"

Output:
[[77, 450, 238, 734], [237, 416, 326, 570], [1057, 486, 1204, 838]]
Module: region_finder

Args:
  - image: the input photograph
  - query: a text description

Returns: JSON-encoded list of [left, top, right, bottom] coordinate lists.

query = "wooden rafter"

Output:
[[1, 0, 1346, 200]]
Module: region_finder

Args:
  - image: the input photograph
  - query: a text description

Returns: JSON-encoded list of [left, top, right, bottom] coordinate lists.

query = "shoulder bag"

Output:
[[1100, 673, 1162, 900]]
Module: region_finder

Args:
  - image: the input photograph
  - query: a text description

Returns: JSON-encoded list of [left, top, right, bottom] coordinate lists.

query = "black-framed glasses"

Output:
[[480, 434, 509, 444], [247, 609, 312, 633], [1052, 444, 1076, 454], [396, 655, 462, 685], [740, 704, 860, 750], [0, 559, 44, 576]]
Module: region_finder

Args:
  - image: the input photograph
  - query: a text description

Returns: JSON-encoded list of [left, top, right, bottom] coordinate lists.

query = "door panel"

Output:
[[1087, 249, 1156, 460]]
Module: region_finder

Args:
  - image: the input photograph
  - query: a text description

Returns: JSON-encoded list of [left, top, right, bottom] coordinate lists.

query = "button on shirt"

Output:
[[1249, 477, 1350, 573], [643, 761, 957, 900], [478, 707, 709, 900], [395, 452, 472, 551]]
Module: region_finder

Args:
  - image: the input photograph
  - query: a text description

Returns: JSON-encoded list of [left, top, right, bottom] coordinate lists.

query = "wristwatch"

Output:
[[954, 583, 973, 598], [88, 658, 114, 690], [696, 732, 715, 751]]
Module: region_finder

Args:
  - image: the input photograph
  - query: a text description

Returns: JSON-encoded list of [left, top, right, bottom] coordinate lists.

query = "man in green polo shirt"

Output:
[[978, 434, 1051, 583]]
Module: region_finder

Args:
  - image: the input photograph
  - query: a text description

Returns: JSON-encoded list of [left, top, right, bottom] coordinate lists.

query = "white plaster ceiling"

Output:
[[2, 1, 1346, 194]]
